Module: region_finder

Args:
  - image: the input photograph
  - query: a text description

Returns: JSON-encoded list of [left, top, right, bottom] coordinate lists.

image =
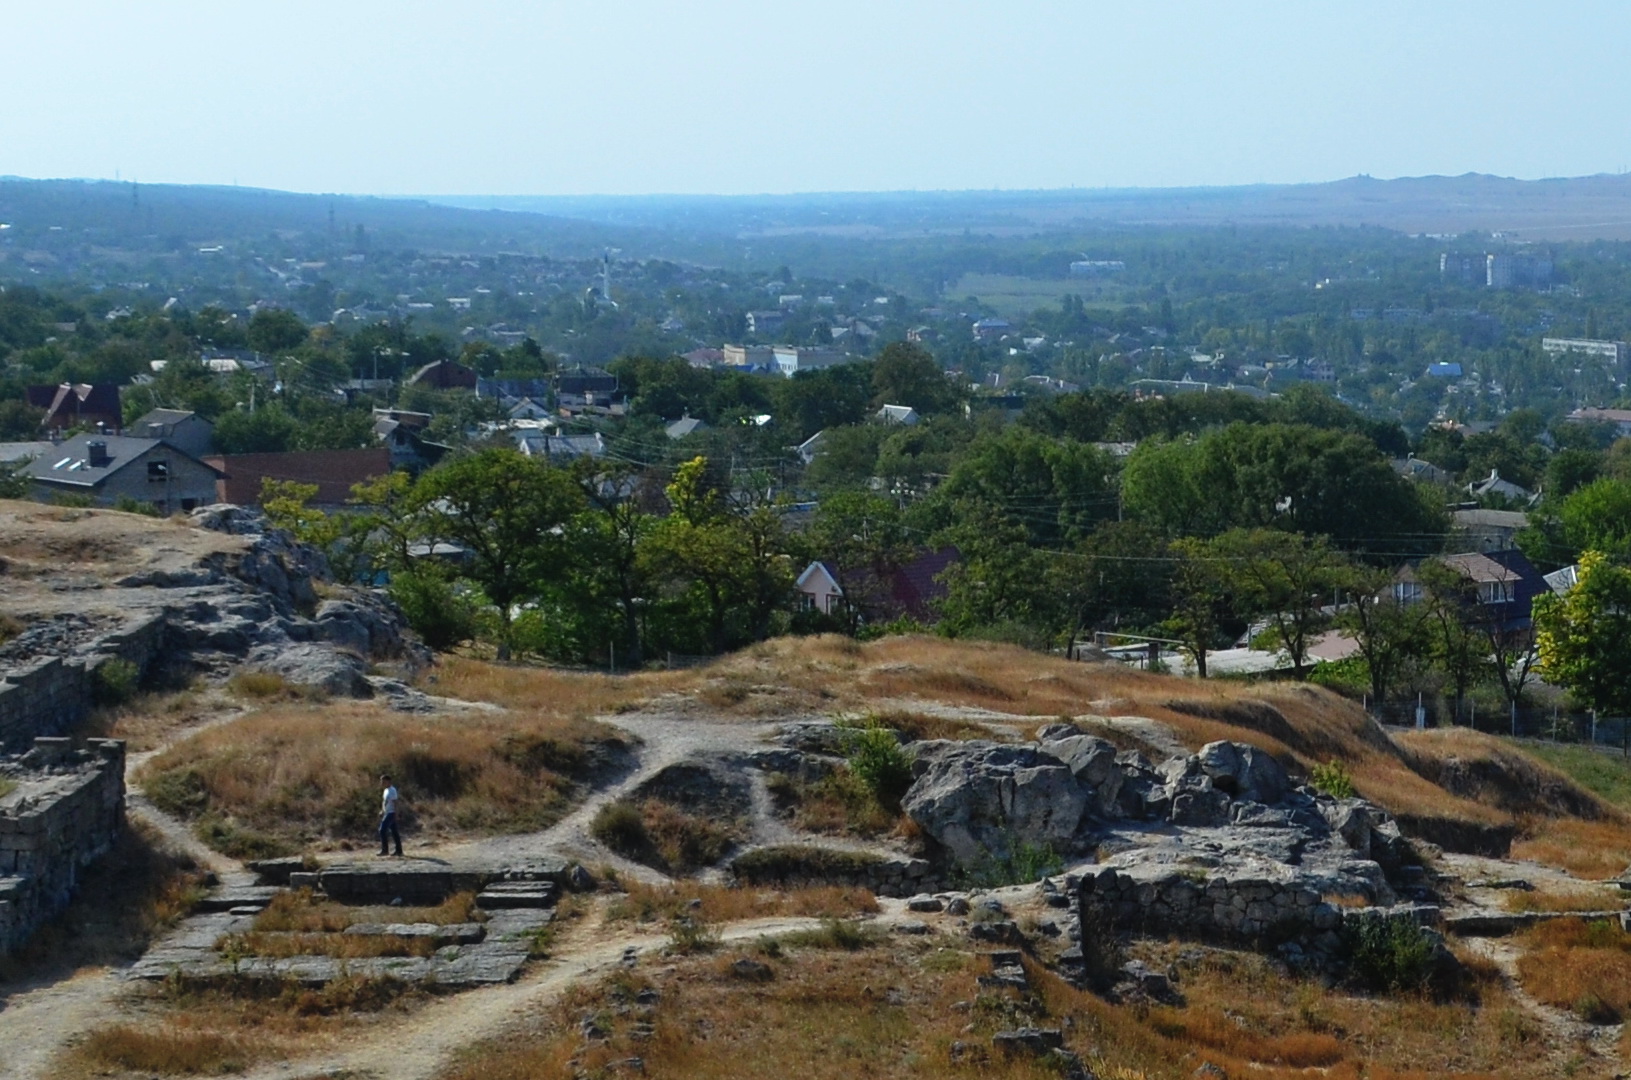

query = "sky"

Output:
[[3, 1, 1629, 198]]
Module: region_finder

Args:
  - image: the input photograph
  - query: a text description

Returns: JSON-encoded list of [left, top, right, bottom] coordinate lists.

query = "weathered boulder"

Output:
[[247, 643, 372, 698], [902, 743, 1089, 863], [1040, 735, 1124, 814], [1195, 741, 1288, 804]]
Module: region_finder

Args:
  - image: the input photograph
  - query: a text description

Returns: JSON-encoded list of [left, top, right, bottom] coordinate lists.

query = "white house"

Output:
[[795, 561, 844, 614]]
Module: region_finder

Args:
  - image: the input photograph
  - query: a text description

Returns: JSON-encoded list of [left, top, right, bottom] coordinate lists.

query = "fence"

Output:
[[1371, 697, 1629, 748]]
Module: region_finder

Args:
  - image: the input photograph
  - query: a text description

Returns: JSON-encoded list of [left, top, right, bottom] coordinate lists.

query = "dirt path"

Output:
[[230, 913, 846, 1080], [1457, 934, 1624, 1073], [421, 712, 784, 874]]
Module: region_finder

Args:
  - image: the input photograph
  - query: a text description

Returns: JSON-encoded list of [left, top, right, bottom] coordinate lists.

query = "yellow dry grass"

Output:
[[136, 700, 627, 853], [1516, 918, 1631, 1022], [435, 933, 1533, 1080], [1502, 885, 1626, 913], [603, 881, 879, 925], [427, 655, 682, 716], [56, 975, 423, 1079], [252, 889, 479, 932]]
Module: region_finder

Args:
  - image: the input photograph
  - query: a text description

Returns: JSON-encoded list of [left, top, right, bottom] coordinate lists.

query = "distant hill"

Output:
[[0, 177, 646, 258], [426, 172, 1631, 242]]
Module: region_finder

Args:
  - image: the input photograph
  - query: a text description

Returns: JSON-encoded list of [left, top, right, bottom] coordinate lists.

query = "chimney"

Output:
[[86, 440, 110, 467]]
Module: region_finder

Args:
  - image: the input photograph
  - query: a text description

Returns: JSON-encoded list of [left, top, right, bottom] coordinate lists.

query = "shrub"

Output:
[[0, 613, 22, 645], [956, 842, 1064, 889], [842, 723, 913, 811], [667, 914, 720, 954], [1343, 912, 1436, 993], [780, 918, 881, 951], [388, 570, 478, 651], [113, 494, 163, 517], [591, 800, 650, 858], [92, 658, 140, 706], [1310, 759, 1357, 799]]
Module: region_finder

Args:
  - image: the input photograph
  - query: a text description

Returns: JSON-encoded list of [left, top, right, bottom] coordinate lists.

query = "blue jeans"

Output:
[[378, 812, 402, 855]]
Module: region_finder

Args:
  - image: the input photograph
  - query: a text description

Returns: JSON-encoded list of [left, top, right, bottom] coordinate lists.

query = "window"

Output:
[[1478, 580, 1514, 604], [1393, 582, 1423, 604], [147, 459, 170, 482], [798, 593, 817, 612]]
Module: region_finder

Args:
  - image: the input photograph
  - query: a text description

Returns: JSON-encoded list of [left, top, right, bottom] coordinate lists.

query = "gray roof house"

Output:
[[26, 433, 224, 512], [665, 416, 710, 440], [130, 408, 215, 458]]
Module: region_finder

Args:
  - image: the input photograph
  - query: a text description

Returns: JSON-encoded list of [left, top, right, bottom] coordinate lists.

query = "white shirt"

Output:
[[382, 785, 399, 815]]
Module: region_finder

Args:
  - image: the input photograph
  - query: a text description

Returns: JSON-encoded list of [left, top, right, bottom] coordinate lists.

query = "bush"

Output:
[[1310, 759, 1357, 800], [92, 658, 140, 706], [1343, 912, 1436, 993], [668, 914, 720, 954], [388, 570, 478, 651], [842, 723, 913, 812], [955, 842, 1064, 889], [113, 494, 162, 517], [591, 800, 652, 858], [780, 918, 881, 951], [0, 613, 24, 645]]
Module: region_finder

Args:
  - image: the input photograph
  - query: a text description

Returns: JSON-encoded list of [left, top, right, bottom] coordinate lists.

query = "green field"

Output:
[[1523, 742, 1631, 810], [944, 273, 1133, 319]]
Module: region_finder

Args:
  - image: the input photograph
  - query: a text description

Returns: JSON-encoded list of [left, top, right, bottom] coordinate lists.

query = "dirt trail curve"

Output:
[[424, 712, 784, 874], [233, 913, 857, 1080], [1457, 934, 1625, 1074]]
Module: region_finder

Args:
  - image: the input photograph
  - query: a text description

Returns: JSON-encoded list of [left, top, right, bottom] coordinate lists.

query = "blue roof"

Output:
[[1426, 362, 1463, 378]]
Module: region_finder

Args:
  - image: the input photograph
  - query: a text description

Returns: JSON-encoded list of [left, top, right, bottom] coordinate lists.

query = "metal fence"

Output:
[[1371, 698, 1630, 748]]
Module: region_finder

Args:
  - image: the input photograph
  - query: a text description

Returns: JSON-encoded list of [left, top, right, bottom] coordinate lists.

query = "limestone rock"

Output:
[[902, 742, 1089, 863], [247, 643, 372, 698]]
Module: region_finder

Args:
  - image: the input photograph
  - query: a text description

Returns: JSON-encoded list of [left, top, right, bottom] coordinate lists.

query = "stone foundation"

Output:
[[0, 613, 165, 751], [0, 737, 127, 954]]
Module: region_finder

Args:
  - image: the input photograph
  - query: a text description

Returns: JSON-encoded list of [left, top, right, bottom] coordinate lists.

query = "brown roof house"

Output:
[[204, 448, 393, 508], [405, 358, 478, 391], [26, 433, 223, 513], [25, 384, 122, 434]]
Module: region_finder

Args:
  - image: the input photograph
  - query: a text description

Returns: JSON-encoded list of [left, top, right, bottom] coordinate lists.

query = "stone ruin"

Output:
[[131, 859, 568, 990], [0, 736, 126, 954]]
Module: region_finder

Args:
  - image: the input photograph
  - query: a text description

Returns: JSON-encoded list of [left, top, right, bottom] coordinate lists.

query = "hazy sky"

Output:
[[4, 1, 1628, 197]]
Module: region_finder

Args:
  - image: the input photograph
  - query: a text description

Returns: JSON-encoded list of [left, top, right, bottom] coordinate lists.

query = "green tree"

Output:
[[1414, 560, 1493, 723], [1559, 478, 1631, 562], [1164, 538, 1233, 679], [407, 448, 585, 658], [1213, 528, 1349, 679], [1335, 566, 1432, 707], [871, 341, 960, 416], [1534, 551, 1631, 717], [246, 308, 310, 354]]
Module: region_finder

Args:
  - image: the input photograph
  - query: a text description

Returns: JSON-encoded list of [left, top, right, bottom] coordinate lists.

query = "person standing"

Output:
[[378, 774, 403, 857]]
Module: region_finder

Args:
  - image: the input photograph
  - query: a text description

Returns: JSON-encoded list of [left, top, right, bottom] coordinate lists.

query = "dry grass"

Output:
[[425, 655, 682, 715], [1513, 817, 1631, 880], [222, 931, 438, 960], [590, 798, 743, 874], [1502, 886, 1626, 913], [854, 708, 1004, 742], [253, 889, 479, 932], [604, 881, 878, 925], [435, 931, 1532, 1080], [765, 768, 900, 838], [59, 975, 422, 1078], [1516, 917, 1631, 1022], [136, 700, 629, 853]]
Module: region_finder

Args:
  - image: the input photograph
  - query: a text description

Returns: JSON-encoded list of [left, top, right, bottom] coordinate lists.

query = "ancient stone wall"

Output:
[[0, 613, 165, 751], [0, 737, 127, 954]]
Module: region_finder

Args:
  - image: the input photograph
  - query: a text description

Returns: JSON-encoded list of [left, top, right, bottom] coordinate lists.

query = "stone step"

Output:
[[194, 886, 281, 913], [342, 921, 485, 945], [476, 882, 558, 910]]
